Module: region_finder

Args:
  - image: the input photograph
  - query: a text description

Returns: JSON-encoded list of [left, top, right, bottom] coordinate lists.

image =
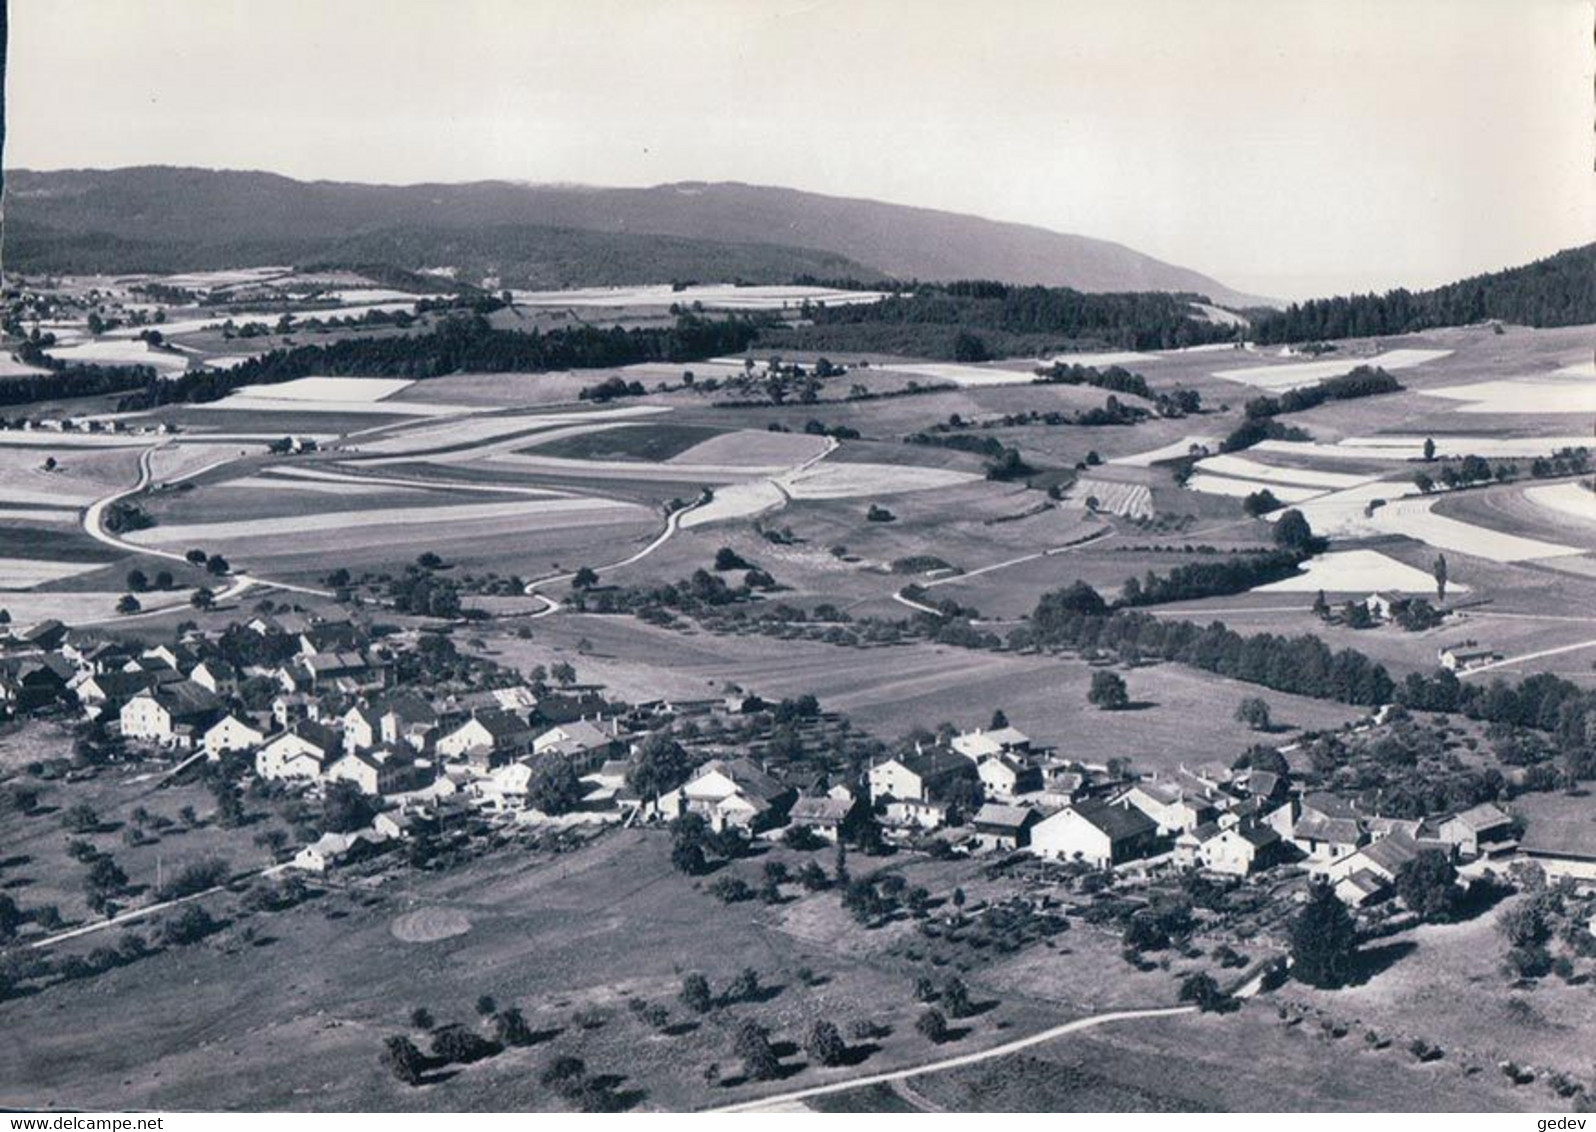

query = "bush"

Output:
[[805, 1019, 847, 1067], [915, 1007, 949, 1044]]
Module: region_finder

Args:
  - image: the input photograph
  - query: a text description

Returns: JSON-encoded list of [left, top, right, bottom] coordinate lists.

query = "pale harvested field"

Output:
[[1253, 548, 1468, 594], [0, 557, 104, 589], [0, 355, 50, 377], [43, 339, 191, 374], [678, 481, 787, 528], [1108, 435, 1217, 466], [779, 461, 980, 499], [1211, 348, 1453, 391], [1195, 453, 1374, 490], [129, 497, 643, 543], [1040, 350, 1163, 367], [1184, 474, 1323, 504], [1425, 379, 1596, 414], [1523, 482, 1596, 525], [197, 392, 474, 418], [1363, 495, 1579, 562], [148, 442, 259, 484], [870, 361, 1043, 389], [1254, 437, 1596, 462], [229, 376, 417, 402], [667, 429, 829, 468], [0, 445, 140, 507]]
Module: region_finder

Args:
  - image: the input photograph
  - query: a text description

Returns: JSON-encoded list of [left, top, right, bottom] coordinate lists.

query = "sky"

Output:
[[5, 0, 1593, 300]]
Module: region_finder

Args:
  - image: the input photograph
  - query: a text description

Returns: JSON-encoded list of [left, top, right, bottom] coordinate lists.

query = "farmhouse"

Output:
[[203, 713, 266, 759], [532, 718, 622, 769], [119, 681, 221, 745], [1119, 780, 1217, 835], [951, 725, 1033, 762], [1438, 643, 1500, 672], [1436, 802, 1516, 858], [1177, 821, 1285, 876], [188, 659, 239, 696], [868, 748, 975, 804], [256, 722, 341, 782], [291, 830, 381, 873], [789, 794, 859, 842], [1291, 793, 1367, 861], [1519, 821, 1596, 883], [1, 656, 72, 715], [970, 802, 1041, 852], [658, 758, 796, 832], [380, 693, 438, 747], [977, 754, 1042, 800], [1032, 800, 1158, 868], [436, 708, 533, 766], [323, 748, 431, 796], [341, 703, 382, 752]]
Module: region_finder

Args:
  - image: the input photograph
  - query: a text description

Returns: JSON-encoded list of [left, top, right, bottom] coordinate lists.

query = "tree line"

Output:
[[1251, 244, 1596, 342]]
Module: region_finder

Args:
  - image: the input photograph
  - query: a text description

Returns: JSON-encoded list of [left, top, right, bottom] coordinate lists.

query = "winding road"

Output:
[[706, 1004, 1196, 1113]]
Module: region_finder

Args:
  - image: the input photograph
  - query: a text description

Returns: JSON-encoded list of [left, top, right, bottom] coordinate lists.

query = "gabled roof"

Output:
[[271, 720, 340, 755], [382, 692, 437, 725], [1451, 802, 1513, 833], [792, 795, 855, 823], [1358, 831, 1421, 874], [1302, 791, 1358, 820], [541, 719, 614, 750], [692, 757, 788, 802], [467, 707, 530, 741], [973, 802, 1039, 831], [1072, 798, 1157, 842], [146, 679, 221, 718], [893, 747, 972, 782], [1294, 813, 1363, 845]]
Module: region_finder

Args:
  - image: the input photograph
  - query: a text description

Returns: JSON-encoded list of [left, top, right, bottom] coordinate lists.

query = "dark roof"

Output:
[[470, 708, 531, 741], [1075, 799, 1157, 841], [152, 680, 221, 718], [1521, 817, 1596, 862], [973, 802, 1039, 831], [1294, 813, 1363, 845], [899, 747, 975, 782]]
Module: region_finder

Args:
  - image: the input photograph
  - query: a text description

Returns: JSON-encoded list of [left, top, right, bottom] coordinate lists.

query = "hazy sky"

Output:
[[6, 0, 1593, 299]]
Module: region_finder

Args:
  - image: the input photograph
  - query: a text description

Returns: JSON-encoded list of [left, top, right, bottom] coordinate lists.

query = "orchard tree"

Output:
[[804, 1019, 847, 1067], [1433, 554, 1448, 602], [1235, 697, 1273, 732], [1272, 509, 1315, 553], [1088, 670, 1129, 711]]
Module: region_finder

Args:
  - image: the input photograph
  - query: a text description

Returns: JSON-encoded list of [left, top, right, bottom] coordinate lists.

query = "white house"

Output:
[[656, 758, 794, 832], [1119, 781, 1216, 836], [118, 681, 220, 745], [256, 723, 340, 782], [188, 659, 239, 696], [1031, 801, 1158, 868], [202, 713, 265, 759], [950, 725, 1032, 762]]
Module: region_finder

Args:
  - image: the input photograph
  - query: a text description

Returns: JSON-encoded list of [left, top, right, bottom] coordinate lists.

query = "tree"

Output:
[[381, 1035, 427, 1086], [714, 547, 749, 571], [1272, 509, 1314, 552], [669, 813, 709, 875], [185, 549, 207, 565], [527, 757, 583, 815], [804, 1019, 847, 1067], [153, 569, 174, 590], [989, 708, 1009, 729], [679, 972, 713, 1014], [550, 660, 577, 686], [1290, 880, 1359, 988], [116, 594, 141, 615], [126, 569, 149, 592], [1178, 971, 1226, 1012], [416, 552, 444, 570], [475, 994, 497, 1017], [321, 780, 377, 834], [1423, 437, 1437, 462], [734, 1020, 780, 1081], [493, 1007, 534, 1047], [409, 1007, 436, 1031], [1088, 670, 1129, 711], [726, 966, 760, 1002], [205, 553, 230, 576], [190, 586, 216, 611], [571, 566, 599, 590], [915, 1007, 949, 1043], [941, 976, 971, 1018], [1433, 554, 1448, 602], [1394, 850, 1460, 922], [1235, 697, 1273, 731], [1242, 489, 1282, 517], [625, 731, 691, 801], [1413, 471, 1435, 494], [1312, 589, 1330, 619]]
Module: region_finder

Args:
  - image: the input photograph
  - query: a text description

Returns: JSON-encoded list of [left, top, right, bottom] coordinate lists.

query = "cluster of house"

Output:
[[860, 724, 1522, 906]]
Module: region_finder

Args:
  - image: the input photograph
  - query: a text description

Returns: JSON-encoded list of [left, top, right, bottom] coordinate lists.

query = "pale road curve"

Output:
[[1460, 637, 1596, 677], [82, 443, 332, 600], [705, 1004, 1196, 1113], [519, 436, 841, 619]]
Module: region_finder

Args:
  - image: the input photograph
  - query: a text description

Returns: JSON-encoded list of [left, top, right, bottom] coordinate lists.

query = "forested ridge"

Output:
[[1252, 244, 1596, 342]]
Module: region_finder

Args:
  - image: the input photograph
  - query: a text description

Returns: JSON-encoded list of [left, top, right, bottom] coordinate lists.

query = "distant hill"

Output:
[[1252, 244, 1596, 343], [1, 166, 1267, 305]]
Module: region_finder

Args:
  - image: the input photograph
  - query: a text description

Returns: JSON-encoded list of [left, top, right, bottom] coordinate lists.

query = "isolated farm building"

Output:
[[324, 748, 431, 796], [1291, 793, 1367, 861], [1031, 800, 1158, 869], [1438, 644, 1499, 672], [256, 722, 341, 782], [436, 708, 533, 767], [1177, 821, 1285, 877], [1364, 592, 1398, 621], [971, 802, 1041, 852], [1118, 780, 1217, 836], [951, 725, 1032, 762], [789, 794, 861, 842], [291, 830, 381, 873], [868, 748, 976, 804], [186, 658, 239, 696], [977, 754, 1043, 801], [119, 680, 221, 745], [1436, 803, 1516, 858], [203, 713, 266, 759], [658, 758, 795, 832]]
